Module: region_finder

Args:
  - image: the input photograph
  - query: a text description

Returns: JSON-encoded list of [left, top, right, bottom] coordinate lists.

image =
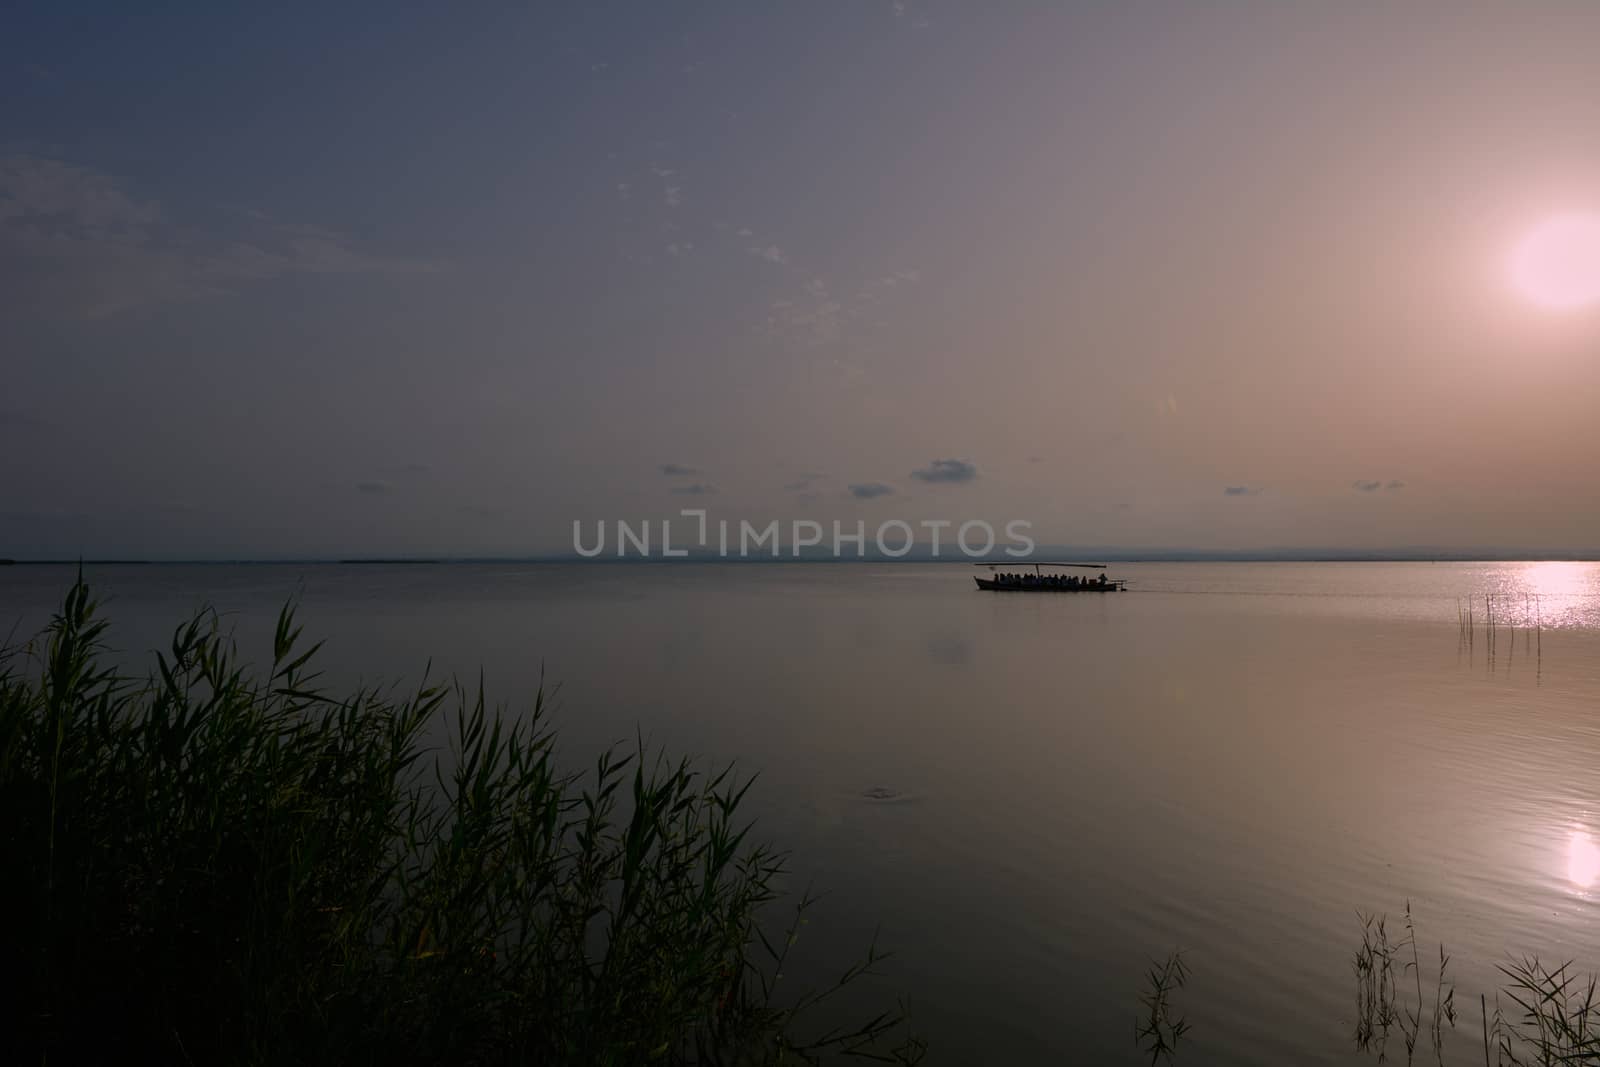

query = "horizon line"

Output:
[[7, 549, 1600, 567]]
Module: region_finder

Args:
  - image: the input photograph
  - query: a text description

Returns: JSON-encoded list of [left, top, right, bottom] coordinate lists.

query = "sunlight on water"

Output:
[[1523, 561, 1591, 597], [1570, 830, 1600, 890]]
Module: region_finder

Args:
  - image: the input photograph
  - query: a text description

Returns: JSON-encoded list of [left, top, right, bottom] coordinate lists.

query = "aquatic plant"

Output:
[[1135, 951, 1190, 1064], [0, 578, 922, 1065], [1353, 903, 1455, 1065], [1354, 907, 1600, 1067]]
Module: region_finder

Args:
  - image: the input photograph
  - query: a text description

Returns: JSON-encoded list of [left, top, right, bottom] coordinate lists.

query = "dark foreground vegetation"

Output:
[[0, 581, 922, 1065], [1133, 908, 1600, 1066], [1348, 904, 1600, 1067]]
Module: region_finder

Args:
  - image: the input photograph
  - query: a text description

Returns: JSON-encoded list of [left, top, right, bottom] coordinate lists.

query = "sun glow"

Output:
[[1512, 214, 1600, 310]]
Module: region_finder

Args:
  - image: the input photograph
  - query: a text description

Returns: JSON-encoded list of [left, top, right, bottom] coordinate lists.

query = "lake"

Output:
[[4, 560, 1598, 1065]]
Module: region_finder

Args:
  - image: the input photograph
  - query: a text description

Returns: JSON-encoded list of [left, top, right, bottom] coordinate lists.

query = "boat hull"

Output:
[[974, 577, 1123, 592]]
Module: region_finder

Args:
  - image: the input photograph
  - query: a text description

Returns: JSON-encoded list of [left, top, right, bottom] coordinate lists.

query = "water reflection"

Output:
[[1516, 561, 1600, 629], [1524, 561, 1591, 601], [924, 631, 972, 666], [8, 561, 1600, 1065], [1570, 830, 1600, 890]]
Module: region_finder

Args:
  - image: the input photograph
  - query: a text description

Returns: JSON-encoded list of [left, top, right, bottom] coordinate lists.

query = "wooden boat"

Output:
[[973, 562, 1126, 592]]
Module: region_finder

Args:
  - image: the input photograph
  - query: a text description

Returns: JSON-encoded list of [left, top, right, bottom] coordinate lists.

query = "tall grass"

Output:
[[0, 579, 922, 1065]]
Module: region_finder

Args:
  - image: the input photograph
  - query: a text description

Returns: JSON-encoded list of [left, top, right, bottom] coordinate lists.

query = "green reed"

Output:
[[0, 578, 922, 1066]]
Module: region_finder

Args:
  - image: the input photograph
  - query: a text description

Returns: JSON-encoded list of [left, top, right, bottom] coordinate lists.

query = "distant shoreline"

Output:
[[6, 554, 1600, 566]]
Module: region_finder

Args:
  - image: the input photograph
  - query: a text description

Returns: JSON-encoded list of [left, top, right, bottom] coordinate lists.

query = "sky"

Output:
[[4, 2, 1600, 559]]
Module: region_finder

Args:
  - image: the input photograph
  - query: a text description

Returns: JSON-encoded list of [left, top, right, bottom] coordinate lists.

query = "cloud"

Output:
[[0, 154, 440, 318], [669, 483, 717, 496], [761, 270, 917, 352], [0, 508, 94, 524], [911, 458, 978, 484], [1222, 485, 1262, 496], [848, 482, 895, 499], [1386, 480, 1406, 490], [764, 279, 844, 347], [0, 405, 59, 432], [750, 244, 786, 264], [784, 472, 825, 492], [659, 463, 700, 476], [356, 481, 393, 495], [1353, 480, 1382, 492]]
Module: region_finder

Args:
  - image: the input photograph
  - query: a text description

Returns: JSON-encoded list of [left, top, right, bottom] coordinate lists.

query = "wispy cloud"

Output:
[[0, 508, 94, 525], [0, 154, 440, 318], [659, 463, 700, 476], [911, 458, 978, 485], [765, 278, 844, 347], [783, 472, 825, 492], [848, 482, 895, 499], [1222, 485, 1262, 497], [750, 244, 786, 264], [762, 271, 920, 353], [1353, 479, 1406, 493], [669, 483, 717, 496], [356, 481, 393, 495], [0, 405, 59, 432]]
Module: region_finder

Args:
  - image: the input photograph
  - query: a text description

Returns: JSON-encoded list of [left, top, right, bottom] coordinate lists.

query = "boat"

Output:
[[973, 562, 1126, 592]]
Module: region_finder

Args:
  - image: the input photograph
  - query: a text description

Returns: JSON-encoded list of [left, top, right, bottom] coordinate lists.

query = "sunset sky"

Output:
[[4, 3, 1600, 559]]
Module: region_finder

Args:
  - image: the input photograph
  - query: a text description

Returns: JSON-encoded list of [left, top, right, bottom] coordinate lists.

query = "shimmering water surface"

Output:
[[5, 561, 1599, 1065]]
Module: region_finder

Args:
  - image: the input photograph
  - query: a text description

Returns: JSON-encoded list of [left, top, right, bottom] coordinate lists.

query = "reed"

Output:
[[1135, 951, 1190, 1065], [0, 579, 922, 1066], [1351, 907, 1600, 1067], [1354, 903, 1456, 1064]]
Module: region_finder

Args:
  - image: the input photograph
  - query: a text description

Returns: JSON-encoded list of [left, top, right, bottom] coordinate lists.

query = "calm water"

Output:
[[5, 561, 1600, 1064]]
